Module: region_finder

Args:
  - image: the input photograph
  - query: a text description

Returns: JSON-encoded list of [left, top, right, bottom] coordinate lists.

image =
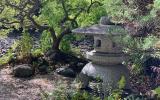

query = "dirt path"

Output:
[[0, 66, 74, 100]]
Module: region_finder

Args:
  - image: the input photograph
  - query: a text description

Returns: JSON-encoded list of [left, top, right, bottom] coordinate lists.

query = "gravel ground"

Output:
[[0, 35, 93, 100], [0, 37, 17, 57], [0, 35, 94, 58], [0, 66, 74, 100], [0, 36, 40, 58]]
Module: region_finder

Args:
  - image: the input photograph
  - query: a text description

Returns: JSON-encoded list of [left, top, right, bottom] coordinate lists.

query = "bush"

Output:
[[154, 87, 160, 98], [0, 40, 19, 66], [16, 32, 33, 58], [41, 76, 128, 100], [0, 49, 13, 66], [114, 34, 159, 74], [31, 48, 43, 57]]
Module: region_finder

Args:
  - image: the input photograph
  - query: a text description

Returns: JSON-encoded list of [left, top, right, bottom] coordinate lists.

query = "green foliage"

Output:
[[142, 35, 158, 50], [104, 76, 126, 100], [42, 87, 101, 100], [118, 76, 126, 89], [154, 0, 160, 9], [41, 0, 105, 29], [1, 0, 106, 54], [16, 32, 33, 58], [71, 91, 101, 100], [114, 34, 159, 73], [120, 35, 158, 52], [0, 40, 19, 66], [41, 76, 129, 100], [41, 81, 70, 100], [60, 34, 78, 53], [59, 35, 72, 53], [104, 0, 129, 21], [124, 94, 145, 100], [104, 0, 160, 22], [40, 30, 53, 52], [41, 0, 106, 51], [0, 49, 13, 66], [41, 0, 64, 28], [31, 48, 43, 57], [60, 39, 71, 53], [78, 1, 106, 26], [154, 87, 160, 98]]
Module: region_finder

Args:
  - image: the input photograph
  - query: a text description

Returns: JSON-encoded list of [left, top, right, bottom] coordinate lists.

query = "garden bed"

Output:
[[0, 66, 74, 100]]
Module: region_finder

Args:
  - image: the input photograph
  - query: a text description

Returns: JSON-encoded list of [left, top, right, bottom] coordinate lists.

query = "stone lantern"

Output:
[[72, 17, 130, 90]]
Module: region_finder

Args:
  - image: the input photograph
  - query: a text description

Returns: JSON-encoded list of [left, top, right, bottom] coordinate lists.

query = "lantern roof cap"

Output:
[[72, 24, 125, 36], [72, 16, 126, 36]]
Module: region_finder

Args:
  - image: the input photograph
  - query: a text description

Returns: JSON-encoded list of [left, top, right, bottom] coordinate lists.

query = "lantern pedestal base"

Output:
[[79, 62, 130, 90]]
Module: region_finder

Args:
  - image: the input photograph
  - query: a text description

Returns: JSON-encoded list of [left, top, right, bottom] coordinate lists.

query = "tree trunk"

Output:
[[52, 38, 61, 51], [51, 28, 71, 51]]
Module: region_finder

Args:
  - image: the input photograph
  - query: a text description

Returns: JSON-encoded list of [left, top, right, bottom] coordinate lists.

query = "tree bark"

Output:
[[51, 28, 71, 51], [52, 39, 61, 51]]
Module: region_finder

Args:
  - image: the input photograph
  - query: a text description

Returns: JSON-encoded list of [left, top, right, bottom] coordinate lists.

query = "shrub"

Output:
[[154, 87, 160, 98], [31, 48, 43, 57], [0, 49, 13, 66], [114, 34, 159, 74], [41, 80, 101, 100], [16, 32, 33, 58], [0, 40, 19, 66]]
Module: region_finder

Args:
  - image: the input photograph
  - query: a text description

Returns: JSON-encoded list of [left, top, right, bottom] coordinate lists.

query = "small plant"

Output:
[[0, 40, 19, 66], [60, 34, 76, 53], [0, 49, 13, 66], [41, 81, 72, 100], [41, 80, 101, 100], [105, 76, 126, 100], [31, 48, 43, 57], [118, 76, 126, 89], [14, 32, 33, 64], [154, 87, 160, 98], [16, 32, 33, 58], [71, 91, 101, 100], [114, 34, 159, 74], [60, 37, 71, 53]]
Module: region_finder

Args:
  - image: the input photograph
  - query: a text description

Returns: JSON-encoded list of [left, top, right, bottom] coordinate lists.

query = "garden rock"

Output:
[[45, 50, 68, 63], [13, 64, 34, 78], [56, 68, 76, 78], [38, 65, 48, 74], [69, 62, 87, 73]]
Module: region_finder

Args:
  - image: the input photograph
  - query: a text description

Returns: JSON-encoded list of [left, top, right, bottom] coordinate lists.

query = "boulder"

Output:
[[38, 65, 48, 74], [13, 64, 34, 78], [56, 68, 76, 78], [69, 62, 87, 73]]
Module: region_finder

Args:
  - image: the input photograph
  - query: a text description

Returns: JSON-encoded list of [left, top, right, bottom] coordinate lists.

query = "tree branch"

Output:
[[0, 18, 20, 25], [0, 5, 4, 13], [5, 0, 23, 10], [0, 25, 9, 30], [60, 0, 68, 17], [87, 0, 103, 13]]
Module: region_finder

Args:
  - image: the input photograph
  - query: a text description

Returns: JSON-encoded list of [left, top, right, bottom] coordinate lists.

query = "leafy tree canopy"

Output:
[[0, 0, 106, 51]]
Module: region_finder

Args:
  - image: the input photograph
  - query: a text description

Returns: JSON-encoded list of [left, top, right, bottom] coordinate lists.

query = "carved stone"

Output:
[[72, 17, 130, 91]]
